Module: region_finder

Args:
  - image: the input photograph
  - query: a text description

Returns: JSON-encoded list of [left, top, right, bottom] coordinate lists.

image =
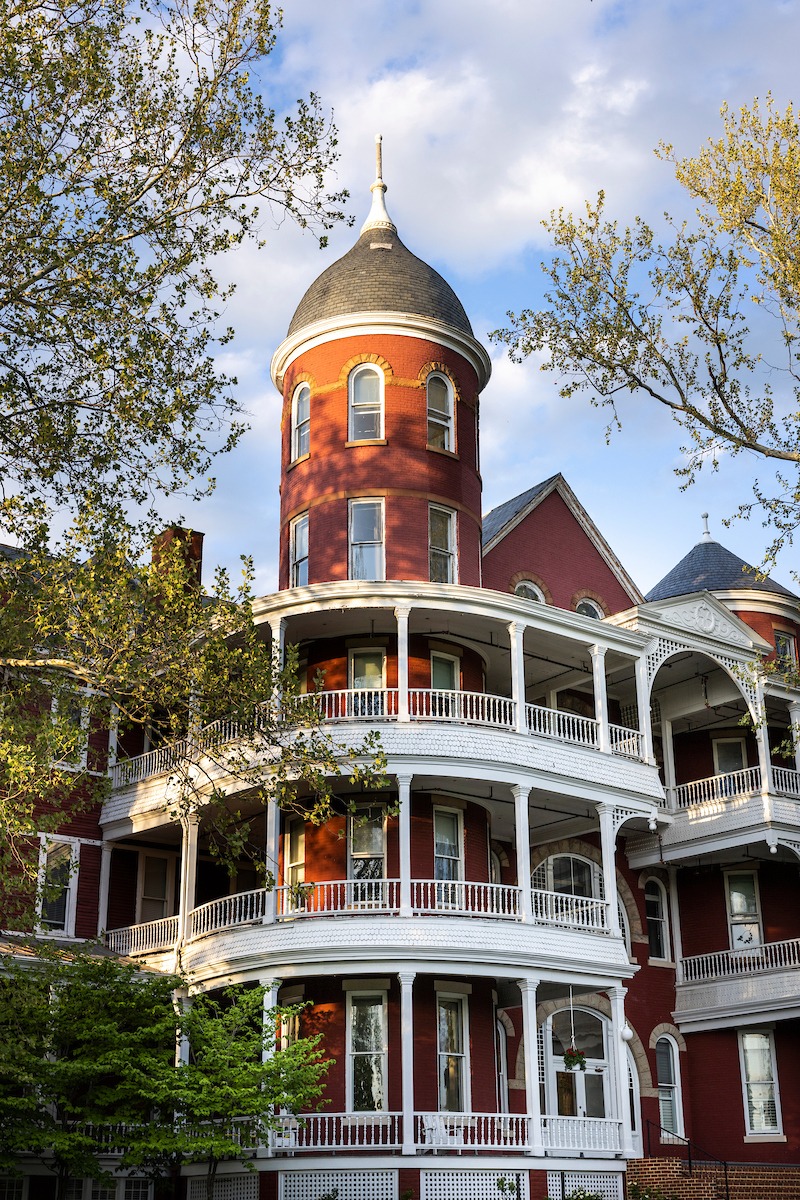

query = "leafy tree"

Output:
[[0, 946, 327, 1199], [493, 96, 800, 571]]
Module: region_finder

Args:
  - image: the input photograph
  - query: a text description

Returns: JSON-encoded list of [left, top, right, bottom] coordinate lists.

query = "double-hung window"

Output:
[[349, 498, 384, 580], [290, 513, 309, 587], [37, 835, 79, 935], [429, 505, 456, 583], [775, 631, 797, 670], [348, 993, 387, 1111], [433, 807, 463, 908], [427, 373, 454, 451], [349, 366, 383, 441], [349, 805, 385, 907], [291, 383, 311, 460], [136, 853, 174, 924], [655, 1036, 683, 1136], [348, 648, 386, 717], [645, 878, 670, 960], [726, 871, 762, 950], [739, 1030, 782, 1134], [437, 993, 469, 1112]]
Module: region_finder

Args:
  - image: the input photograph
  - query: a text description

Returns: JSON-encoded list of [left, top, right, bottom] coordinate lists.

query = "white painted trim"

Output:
[[348, 496, 386, 582], [348, 363, 385, 442], [345, 988, 388, 1113], [435, 989, 471, 1112], [738, 1028, 783, 1136], [654, 1033, 685, 1137], [36, 833, 80, 937]]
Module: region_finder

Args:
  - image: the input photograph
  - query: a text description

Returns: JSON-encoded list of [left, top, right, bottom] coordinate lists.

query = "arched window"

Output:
[[515, 580, 545, 603], [655, 1035, 684, 1136], [291, 383, 310, 460], [532, 852, 602, 899], [426, 373, 454, 450], [645, 878, 671, 960], [576, 597, 604, 619], [348, 365, 384, 442]]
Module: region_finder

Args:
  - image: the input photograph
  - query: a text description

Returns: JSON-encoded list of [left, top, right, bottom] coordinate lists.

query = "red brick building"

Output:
[[13, 144, 800, 1200]]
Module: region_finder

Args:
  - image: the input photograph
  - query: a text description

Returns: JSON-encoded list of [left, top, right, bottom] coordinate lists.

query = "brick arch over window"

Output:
[[337, 352, 393, 387], [529, 837, 645, 942], [571, 587, 609, 617], [416, 360, 468, 407], [533, 992, 655, 1099], [509, 571, 553, 605], [649, 1022, 687, 1053]]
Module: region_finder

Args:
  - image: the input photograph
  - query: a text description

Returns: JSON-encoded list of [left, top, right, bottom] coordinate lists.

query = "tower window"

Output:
[[289, 513, 309, 587], [348, 365, 384, 442], [291, 383, 311, 461], [349, 499, 385, 581], [429, 505, 456, 583], [427, 373, 454, 451], [655, 1035, 684, 1136]]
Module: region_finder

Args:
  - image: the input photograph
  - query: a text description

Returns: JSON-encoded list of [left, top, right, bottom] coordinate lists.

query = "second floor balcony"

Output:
[[675, 934, 800, 1031]]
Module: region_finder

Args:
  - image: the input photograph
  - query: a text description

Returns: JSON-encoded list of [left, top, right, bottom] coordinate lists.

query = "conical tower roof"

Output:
[[646, 519, 796, 601]]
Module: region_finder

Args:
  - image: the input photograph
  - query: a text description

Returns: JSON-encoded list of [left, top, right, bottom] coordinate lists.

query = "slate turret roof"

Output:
[[646, 538, 797, 601]]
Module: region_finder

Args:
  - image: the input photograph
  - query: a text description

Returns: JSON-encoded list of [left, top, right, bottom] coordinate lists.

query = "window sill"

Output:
[[287, 453, 310, 471], [648, 958, 676, 968], [743, 1134, 786, 1143], [345, 439, 387, 447], [427, 444, 459, 459]]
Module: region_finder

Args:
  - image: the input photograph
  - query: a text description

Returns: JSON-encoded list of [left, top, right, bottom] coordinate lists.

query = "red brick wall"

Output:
[[628, 1158, 800, 1200], [303, 636, 485, 693], [279, 333, 482, 588], [481, 488, 638, 614]]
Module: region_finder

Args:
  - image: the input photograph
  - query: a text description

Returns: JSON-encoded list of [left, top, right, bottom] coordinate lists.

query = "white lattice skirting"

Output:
[[547, 1171, 623, 1200], [280, 1172, 397, 1200], [188, 1176, 259, 1200], [420, 1171, 529, 1200]]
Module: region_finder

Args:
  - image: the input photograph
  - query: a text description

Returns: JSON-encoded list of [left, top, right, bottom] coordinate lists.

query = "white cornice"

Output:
[[270, 311, 492, 392]]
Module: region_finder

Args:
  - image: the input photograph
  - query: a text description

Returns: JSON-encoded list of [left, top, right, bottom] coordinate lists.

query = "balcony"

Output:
[[110, 689, 647, 790], [675, 936, 800, 1031]]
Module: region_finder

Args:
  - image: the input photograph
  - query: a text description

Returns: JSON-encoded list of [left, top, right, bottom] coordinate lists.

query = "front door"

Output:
[[550, 1009, 609, 1119]]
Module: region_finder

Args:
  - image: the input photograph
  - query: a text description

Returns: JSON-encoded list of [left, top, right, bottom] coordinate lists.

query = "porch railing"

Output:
[[415, 1112, 531, 1150], [273, 1112, 401, 1151], [680, 935, 800, 982], [526, 704, 599, 749], [409, 689, 516, 727], [315, 688, 400, 721], [541, 1115, 622, 1153], [276, 879, 401, 917], [104, 914, 179, 955], [531, 888, 609, 932], [609, 723, 644, 759], [411, 879, 520, 918], [190, 888, 268, 938], [673, 765, 762, 808], [772, 765, 800, 798]]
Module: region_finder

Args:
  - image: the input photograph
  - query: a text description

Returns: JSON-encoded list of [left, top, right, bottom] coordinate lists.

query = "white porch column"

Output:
[[667, 866, 684, 981], [590, 644, 610, 753], [96, 842, 113, 937], [399, 971, 417, 1154], [177, 814, 200, 944], [597, 804, 622, 938], [264, 799, 280, 924], [790, 701, 800, 773], [259, 978, 282, 1157], [754, 683, 773, 796], [398, 774, 414, 915], [662, 718, 677, 809], [609, 984, 635, 1157], [517, 976, 543, 1156], [175, 988, 192, 1066], [634, 656, 654, 763], [508, 621, 527, 734], [395, 606, 410, 722], [269, 616, 286, 667], [546, 688, 559, 712], [513, 784, 532, 922]]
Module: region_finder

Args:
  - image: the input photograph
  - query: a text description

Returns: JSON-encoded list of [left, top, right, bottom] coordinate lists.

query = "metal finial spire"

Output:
[[701, 513, 712, 541], [360, 132, 396, 235]]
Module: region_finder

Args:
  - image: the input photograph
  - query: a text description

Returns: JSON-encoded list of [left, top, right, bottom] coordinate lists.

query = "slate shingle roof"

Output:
[[482, 476, 560, 547], [645, 539, 797, 601], [287, 227, 472, 338]]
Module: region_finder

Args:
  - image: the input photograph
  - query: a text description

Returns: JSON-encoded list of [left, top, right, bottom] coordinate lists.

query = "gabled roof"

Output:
[[646, 539, 797, 602], [481, 473, 645, 605]]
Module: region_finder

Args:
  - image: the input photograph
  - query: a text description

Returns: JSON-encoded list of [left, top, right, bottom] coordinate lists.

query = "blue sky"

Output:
[[181, 0, 800, 598]]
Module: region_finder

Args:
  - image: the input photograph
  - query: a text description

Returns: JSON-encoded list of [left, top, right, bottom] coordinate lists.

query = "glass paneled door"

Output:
[[549, 1009, 609, 1120], [349, 649, 385, 716], [349, 805, 386, 908], [434, 808, 463, 909]]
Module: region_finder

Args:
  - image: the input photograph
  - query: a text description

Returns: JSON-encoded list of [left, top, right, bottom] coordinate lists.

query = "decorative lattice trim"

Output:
[[546, 1171, 623, 1200], [421, 1171, 529, 1200], [188, 1176, 258, 1200], [281, 1171, 397, 1200]]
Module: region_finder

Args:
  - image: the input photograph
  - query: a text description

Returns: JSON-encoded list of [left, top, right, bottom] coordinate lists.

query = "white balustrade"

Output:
[[526, 704, 599, 749], [415, 1112, 531, 1150], [409, 689, 516, 728], [531, 888, 609, 933], [190, 888, 268, 938], [272, 1112, 401, 1151], [541, 1115, 622, 1153], [315, 689, 399, 721], [112, 740, 189, 787], [608, 723, 645, 761], [674, 766, 762, 808], [411, 880, 520, 918], [772, 766, 800, 799], [104, 915, 179, 955], [681, 936, 800, 982], [276, 879, 401, 918]]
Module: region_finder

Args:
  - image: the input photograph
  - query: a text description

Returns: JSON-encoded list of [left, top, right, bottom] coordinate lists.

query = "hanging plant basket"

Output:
[[563, 1044, 587, 1072]]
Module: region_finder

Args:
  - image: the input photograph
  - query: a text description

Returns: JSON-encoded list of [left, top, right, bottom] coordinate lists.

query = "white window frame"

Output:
[[713, 737, 747, 775], [291, 382, 311, 461], [36, 834, 80, 936], [285, 817, 306, 889], [429, 504, 456, 584], [739, 1029, 782, 1135], [348, 647, 387, 717], [346, 989, 388, 1113], [348, 497, 385, 581], [51, 690, 90, 771], [644, 877, 671, 962], [433, 805, 464, 909], [775, 630, 797, 669], [533, 852, 603, 899], [575, 598, 604, 619], [135, 850, 176, 925], [436, 990, 471, 1113], [725, 869, 763, 950], [348, 804, 387, 906], [426, 372, 454, 451], [289, 512, 309, 588], [348, 365, 384, 442], [515, 580, 545, 603], [430, 651, 460, 692], [655, 1034, 684, 1138], [545, 1007, 610, 1120]]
